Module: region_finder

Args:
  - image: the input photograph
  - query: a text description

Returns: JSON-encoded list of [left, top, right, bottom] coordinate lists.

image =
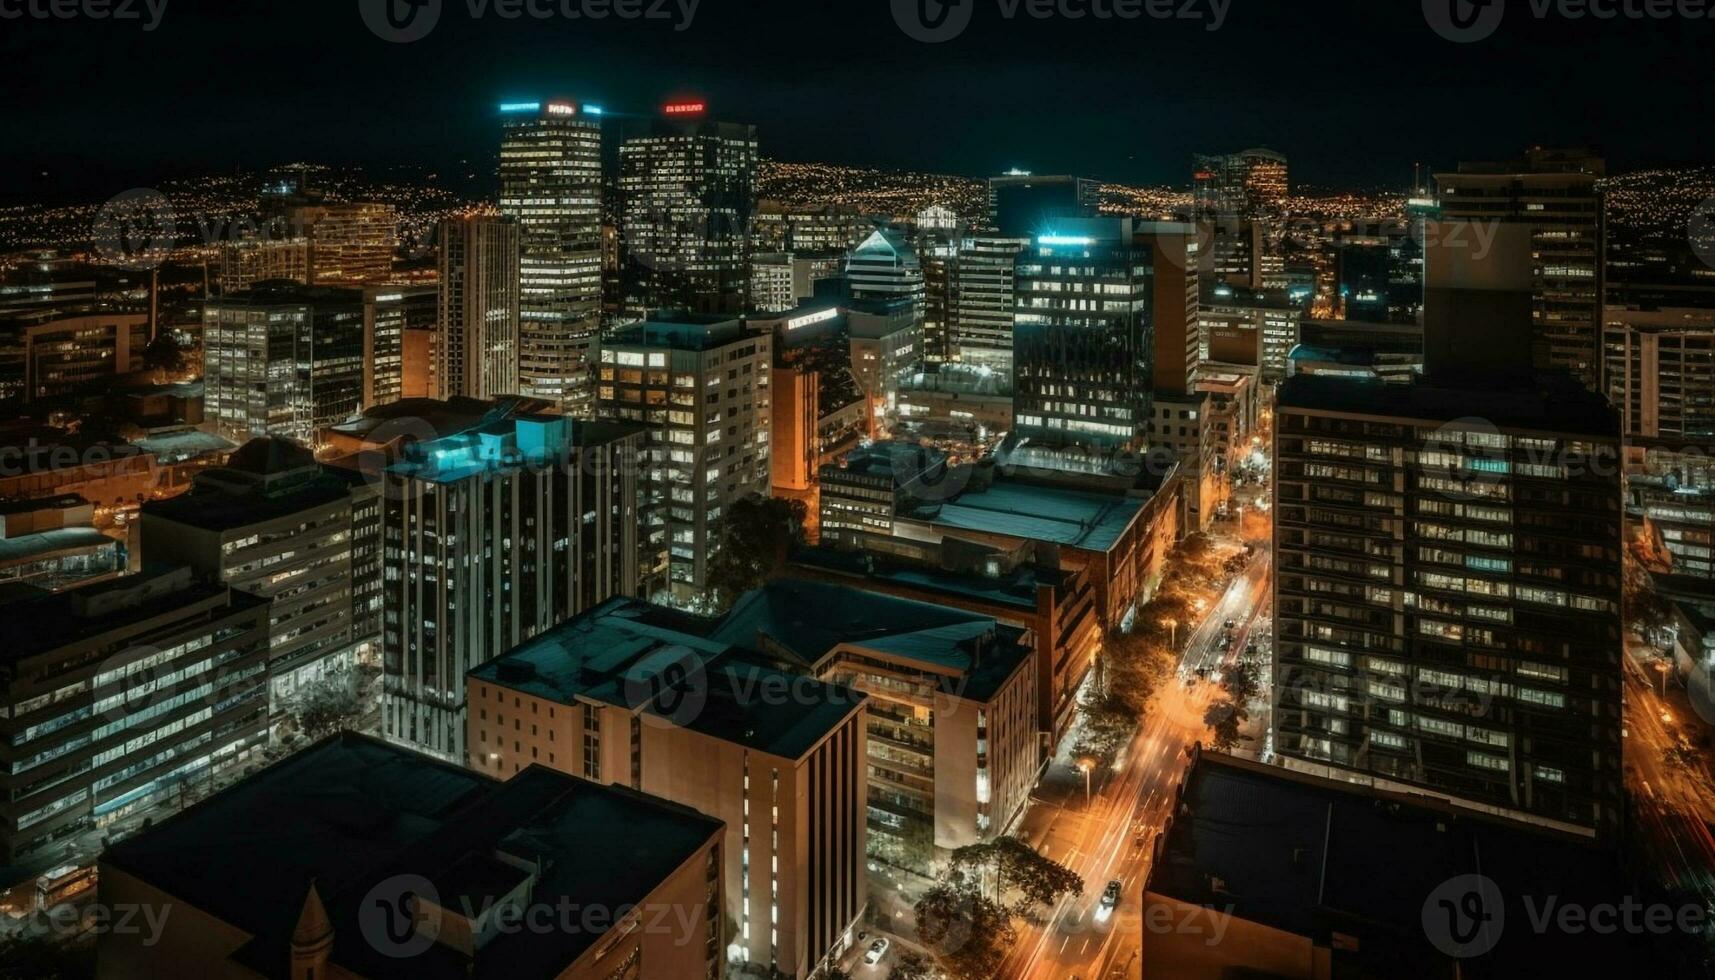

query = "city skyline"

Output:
[[4, 0, 1715, 199], [7, 5, 1715, 979]]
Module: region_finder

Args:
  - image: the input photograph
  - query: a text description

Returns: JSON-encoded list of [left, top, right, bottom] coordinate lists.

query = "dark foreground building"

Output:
[[1272, 371, 1624, 837], [97, 732, 724, 979]]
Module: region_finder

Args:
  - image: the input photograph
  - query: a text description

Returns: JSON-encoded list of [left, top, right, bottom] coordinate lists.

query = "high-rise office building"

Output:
[[203, 284, 366, 445], [845, 227, 926, 324], [1272, 373, 1624, 836], [1193, 149, 1289, 220], [0, 567, 271, 866], [1271, 222, 1625, 837], [267, 200, 398, 286], [597, 313, 772, 598], [361, 283, 433, 410], [915, 225, 957, 367], [437, 213, 521, 400], [141, 438, 365, 714], [1435, 147, 1606, 391], [381, 406, 647, 762], [499, 101, 604, 409], [619, 104, 758, 319], [1194, 149, 1289, 291], [1012, 218, 1154, 454], [949, 235, 1028, 375]]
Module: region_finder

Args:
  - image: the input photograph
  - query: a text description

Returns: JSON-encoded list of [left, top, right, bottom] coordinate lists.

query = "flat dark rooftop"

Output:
[[6, 570, 262, 662], [103, 732, 722, 980], [714, 579, 1032, 703], [472, 598, 862, 760], [142, 473, 351, 532], [1148, 753, 1648, 977], [1277, 371, 1619, 437]]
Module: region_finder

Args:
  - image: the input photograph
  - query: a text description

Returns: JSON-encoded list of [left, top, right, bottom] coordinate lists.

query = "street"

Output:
[[999, 524, 1275, 979]]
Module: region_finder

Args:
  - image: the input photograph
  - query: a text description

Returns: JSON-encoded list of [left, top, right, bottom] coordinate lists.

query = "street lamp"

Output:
[[1077, 758, 1094, 807], [1164, 618, 1179, 649]]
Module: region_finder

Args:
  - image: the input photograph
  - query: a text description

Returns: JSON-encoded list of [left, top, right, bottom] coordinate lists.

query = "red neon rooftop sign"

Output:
[[663, 101, 706, 115]]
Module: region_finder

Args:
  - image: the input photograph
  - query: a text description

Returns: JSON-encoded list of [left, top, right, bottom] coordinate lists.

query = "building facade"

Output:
[[499, 101, 604, 408], [381, 407, 646, 762], [598, 314, 772, 599], [1013, 219, 1154, 454], [438, 213, 522, 401], [469, 599, 867, 979], [618, 108, 758, 319], [0, 567, 270, 867], [202, 284, 366, 446], [1272, 373, 1625, 836]]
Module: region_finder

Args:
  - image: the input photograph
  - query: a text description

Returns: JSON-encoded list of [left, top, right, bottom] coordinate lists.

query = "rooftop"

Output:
[[472, 598, 863, 760], [1148, 752, 1641, 976], [604, 312, 748, 351], [0, 525, 117, 564], [1277, 371, 1619, 437], [910, 474, 1150, 554], [713, 579, 1032, 703], [102, 732, 723, 980], [6, 566, 262, 662]]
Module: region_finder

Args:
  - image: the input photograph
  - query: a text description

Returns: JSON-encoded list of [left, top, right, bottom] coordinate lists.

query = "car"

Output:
[[863, 938, 889, 965], [1224, 619, 1238, 630], [1101, 879, 1123, 910]]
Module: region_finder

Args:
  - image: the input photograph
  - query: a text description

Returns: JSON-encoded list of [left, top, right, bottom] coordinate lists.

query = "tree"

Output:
[[706, 494, 807, 609], [290, 670, 362, 742], [914, 880, 1015, 980], [948, 836, 1084, 915], [1204, 662, 1260, 752], [1103, 628, 1173, 712], [141, 331, 190, 377], [0, 930, 94, 980], [890, 951, 938, 980], [1073, 689, 1136, 766]]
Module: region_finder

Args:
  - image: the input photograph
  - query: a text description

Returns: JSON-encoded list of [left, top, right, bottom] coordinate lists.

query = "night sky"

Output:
[[4, 0, 1712, 200]]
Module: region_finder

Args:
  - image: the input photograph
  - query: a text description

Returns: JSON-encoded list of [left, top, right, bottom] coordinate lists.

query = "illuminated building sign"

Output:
[[1037, 235, 1095, 247], [582, 104, 604, 115], [546, 102, 576, 116], [785, 309, 838, 331], [663, 102, 706, 115], [499, 102, 540, 113]]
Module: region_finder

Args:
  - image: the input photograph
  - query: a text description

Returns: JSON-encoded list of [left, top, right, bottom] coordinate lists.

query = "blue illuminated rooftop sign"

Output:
[[499, 102, 540, 113], [1038, 235, 1095, 247]]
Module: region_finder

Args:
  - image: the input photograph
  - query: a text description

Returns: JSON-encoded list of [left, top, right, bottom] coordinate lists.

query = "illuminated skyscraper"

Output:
[[618, 103, 758, 319], [950, 235, 1027, 376], [437, 213, 521, 400], [1194, 149, 1289, 290], [499, 100, 604, 410], [845, 226, 925, 321], [1012, 218, 1154, 454], [1193, 148, 1289, 220]]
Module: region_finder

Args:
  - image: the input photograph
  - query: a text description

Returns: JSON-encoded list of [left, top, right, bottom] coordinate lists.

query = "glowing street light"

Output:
[[1077, 758, 1094, 806]]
